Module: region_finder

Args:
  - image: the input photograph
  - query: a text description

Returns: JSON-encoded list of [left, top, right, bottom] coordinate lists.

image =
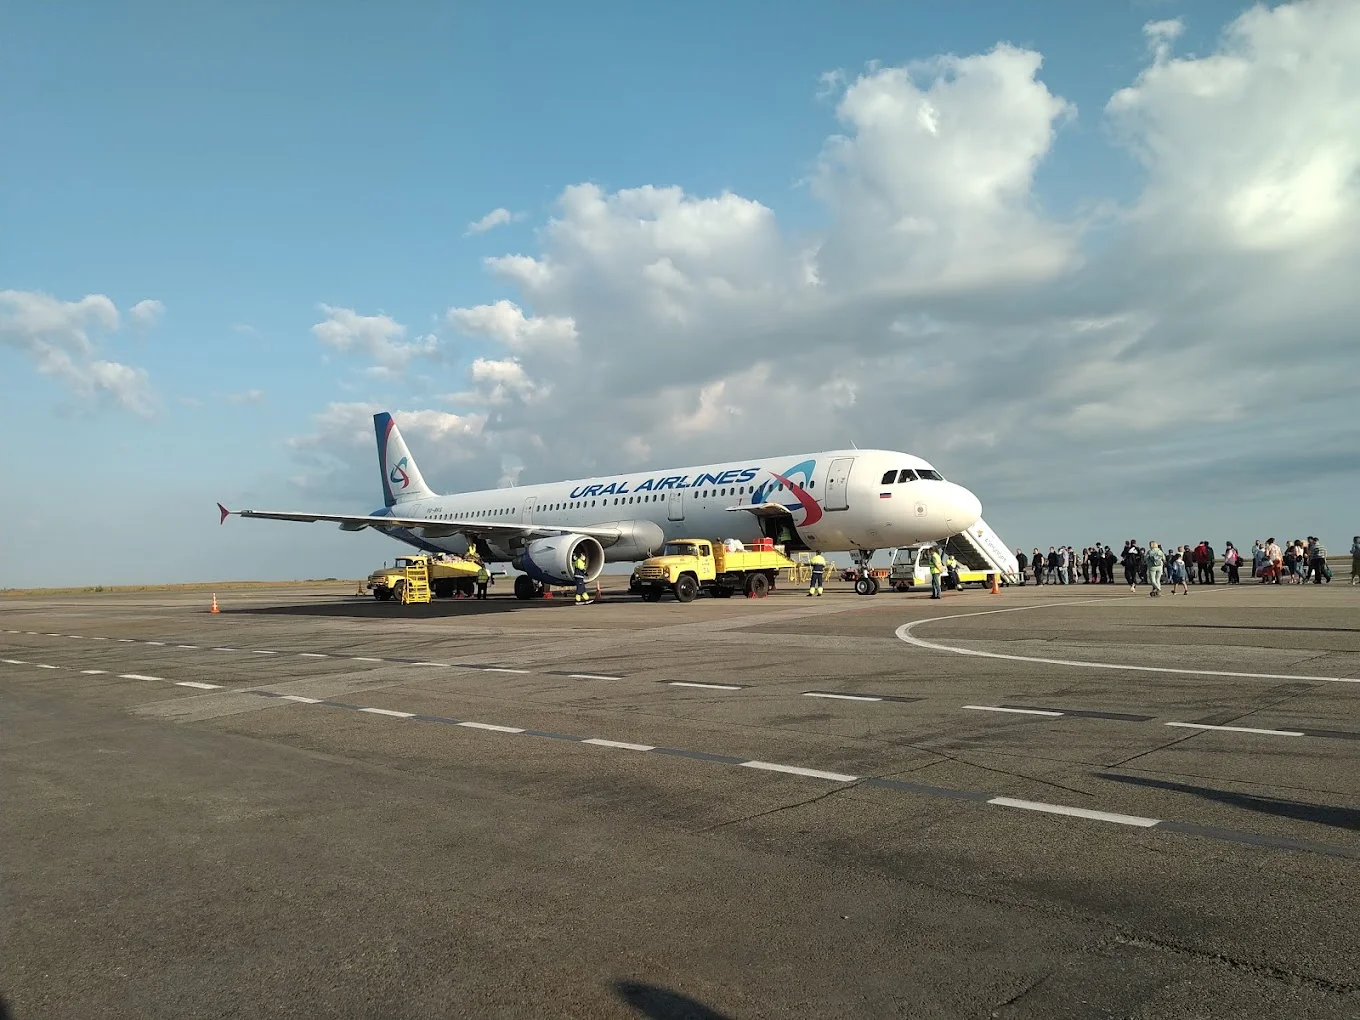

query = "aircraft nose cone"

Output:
[[945, 483, 983, 530]]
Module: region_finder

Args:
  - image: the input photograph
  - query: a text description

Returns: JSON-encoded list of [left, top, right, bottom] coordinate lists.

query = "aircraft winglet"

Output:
[[218, 502, 231, 525]]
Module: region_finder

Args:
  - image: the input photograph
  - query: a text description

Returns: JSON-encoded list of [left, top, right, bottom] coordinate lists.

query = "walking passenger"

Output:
[[1168, 551, 1189, 595], [1352, 536, 1360, 586], [1032, 548, 1044, 585], [1145, 542, 1166, 597], [1223, 542, 1240, 584], [1015, 548, 1029, 586]]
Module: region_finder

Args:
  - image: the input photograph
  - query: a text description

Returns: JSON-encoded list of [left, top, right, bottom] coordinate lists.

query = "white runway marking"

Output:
[[212, 647, 236, 652], [118, 638, 134, 643], [90, 636, 108, 641], [803, 692, 881, 702], [460, 721, 526, 733], [43, 633, 60, 637], [176, 681, 221, 690], [569, 673, 623, 681], [963, 705, 1064, 717], [411, 661, 452, 667], [583, 738, 656, 751], [2, 659, 29, 665], [896, 601, 1360, 683], [280, 695, 321, 703], [35, 664, 60, 670], [484, 667, 530, 674], [251, 650, 278, 655], [1166, 722, 1304, 737], [988, 796, 1160, 828], [80, 669, 107, 675], [740, 761, 858, 782], [297, 653, 328, 658], [176, 645, 198, 649], [670, 681, 743, 691], [68, 635, 84, 639], [351, 657, 383, 662], [145, 641, 165, 646], [119, 673, 166, 682], [360, 707, 414, 718]]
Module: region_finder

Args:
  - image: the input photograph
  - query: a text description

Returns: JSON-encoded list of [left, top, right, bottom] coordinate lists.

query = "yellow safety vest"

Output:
[[929, 553, 943, 575], [477, 567, 489, 582], [811, 554, 826, 567]]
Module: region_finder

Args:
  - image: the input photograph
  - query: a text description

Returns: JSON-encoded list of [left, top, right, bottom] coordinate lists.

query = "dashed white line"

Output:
[[212, 647, 236, 652], [669, 681, 743, 691], [118, 638, 134, 643], [739, 761, 858, 782], [1, 659, 29, 665], [483, 667, 530, 674], [352, 657, 383, 663], [176, 681, 222, 690], [583, 738, 656, 751], [89, 636, 108, 641], [176, 644, 198, 649], [43, 633, 60, 637], [459, 721, 525, 733], [119, 673, 166, 682], [988, 797, 1160, 828], [297, 653, 328, 658], [963, 705, 1064, 717], [252, 650, 278, 655], [803, 692, 881, 702], [68, 634, 84, 639], [280, 695, 321, 703], [569, 673, 624, 681], [360, 707, 415, 718], [1165, 722, 1304, 737], [35, 664, 60, 670], [80, 669, 108, 675], [411, 661, 453, 667], [145, 641, 165, 646]]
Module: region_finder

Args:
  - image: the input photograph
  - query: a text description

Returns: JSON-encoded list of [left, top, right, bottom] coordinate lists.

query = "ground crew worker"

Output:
[[929, 547, 944, 600], [475, 563, 490, 600], [945, 553, 960, 591], [808, 551, 826, 597], [573, 551, 592, 605]]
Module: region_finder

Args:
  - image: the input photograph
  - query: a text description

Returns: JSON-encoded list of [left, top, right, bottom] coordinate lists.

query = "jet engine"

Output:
[[516, 534, 605, 586]]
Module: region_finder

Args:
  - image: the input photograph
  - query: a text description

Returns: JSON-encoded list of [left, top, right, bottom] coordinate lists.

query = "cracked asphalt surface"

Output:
[[3, 580, 1358, 1018]]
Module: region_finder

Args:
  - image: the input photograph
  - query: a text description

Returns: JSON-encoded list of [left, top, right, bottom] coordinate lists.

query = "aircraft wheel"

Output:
[[854, 575, 880, 596], [513, 575, 537, 601]]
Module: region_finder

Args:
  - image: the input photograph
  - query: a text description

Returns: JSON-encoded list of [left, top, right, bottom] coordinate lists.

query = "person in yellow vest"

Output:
[[808, 551, 827, 597], [475, 563, 490, 600], [945, 553, 960, 591], [929, 547, 944, 600], [573, 551, 592, 605]]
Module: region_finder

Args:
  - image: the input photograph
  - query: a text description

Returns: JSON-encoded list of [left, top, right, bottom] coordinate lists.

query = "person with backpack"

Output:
[[1223, 542, 1241, 584]]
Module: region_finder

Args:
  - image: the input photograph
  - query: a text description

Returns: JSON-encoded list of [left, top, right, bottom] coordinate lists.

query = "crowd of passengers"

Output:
[[1012, 538, 1353, 597]]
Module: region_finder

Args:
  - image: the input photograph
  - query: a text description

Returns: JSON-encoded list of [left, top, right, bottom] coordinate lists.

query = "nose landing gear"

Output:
[[851, 549, 880, 596]]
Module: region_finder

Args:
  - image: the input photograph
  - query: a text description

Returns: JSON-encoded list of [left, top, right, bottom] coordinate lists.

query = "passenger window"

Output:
[[881, 470, 896, 485]]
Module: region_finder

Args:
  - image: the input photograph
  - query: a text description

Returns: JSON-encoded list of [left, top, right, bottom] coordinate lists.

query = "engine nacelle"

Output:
[[598, 519, 665, 561], [516, 534, 605, 586]]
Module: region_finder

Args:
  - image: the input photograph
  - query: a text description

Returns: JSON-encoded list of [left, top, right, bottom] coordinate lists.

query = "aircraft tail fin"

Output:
[[374, 412, 434, 507]]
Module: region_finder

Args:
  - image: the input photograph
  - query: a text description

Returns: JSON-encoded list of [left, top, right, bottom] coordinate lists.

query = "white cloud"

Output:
[[128, 299, 165, 329], [446, 299, 578, 355], [227, 389, 267, 405], [311, 304, 438, 370], [464, 207, 522, 236], [288, 2, 1360, 550], [0, 290, 155, 416]]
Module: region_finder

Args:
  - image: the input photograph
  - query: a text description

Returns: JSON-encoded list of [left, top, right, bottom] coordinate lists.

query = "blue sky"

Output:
[[3, 1, 1356, 586]]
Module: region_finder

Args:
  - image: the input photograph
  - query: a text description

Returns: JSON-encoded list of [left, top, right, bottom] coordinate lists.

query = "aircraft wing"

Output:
[[218, 504, 622, 542]]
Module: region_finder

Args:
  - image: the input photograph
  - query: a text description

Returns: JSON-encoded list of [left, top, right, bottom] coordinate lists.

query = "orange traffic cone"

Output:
[[543, 587, 554, 599], [210, 593, 220, 614], [990, 573, 1001, 595]]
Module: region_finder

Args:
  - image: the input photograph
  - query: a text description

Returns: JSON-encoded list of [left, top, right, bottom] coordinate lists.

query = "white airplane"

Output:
[[219, 411, 983, 598]]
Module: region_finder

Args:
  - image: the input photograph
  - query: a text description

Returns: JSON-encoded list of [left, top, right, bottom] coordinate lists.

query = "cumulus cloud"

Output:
[[128, 298, 165, 329], [290, 1, 1360, 546], [464, 207, 522, 236], [0, 290, 155, 416], [311, 304, 439, 370], [446, 299, 579, 355]]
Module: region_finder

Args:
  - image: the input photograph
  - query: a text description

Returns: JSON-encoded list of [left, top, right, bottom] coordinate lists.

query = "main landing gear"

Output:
[[514, 575, 544, 600], [851, 549, 879, 596]]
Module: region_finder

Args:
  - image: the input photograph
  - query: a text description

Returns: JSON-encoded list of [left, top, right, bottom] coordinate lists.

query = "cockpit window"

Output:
[[917, 469, 943, 480], [898, 469, 918, 482], [881, 470, 896, 485]]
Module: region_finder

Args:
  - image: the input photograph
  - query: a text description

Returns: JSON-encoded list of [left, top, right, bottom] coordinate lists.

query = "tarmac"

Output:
[[3, 577, 1358, 1019]]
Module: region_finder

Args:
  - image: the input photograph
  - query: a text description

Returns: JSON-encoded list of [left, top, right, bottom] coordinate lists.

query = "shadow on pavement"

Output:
[[1099, 773, 1360, 831], [220, 595, 623, 619], [615, 981, 735, 1020]]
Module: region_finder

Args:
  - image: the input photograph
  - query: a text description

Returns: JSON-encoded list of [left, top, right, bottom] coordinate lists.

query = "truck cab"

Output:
[[635, 538, 792, 603]]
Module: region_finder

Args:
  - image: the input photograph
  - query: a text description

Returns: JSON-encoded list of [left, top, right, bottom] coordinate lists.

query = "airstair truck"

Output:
[[945, 519, 1020, 584]]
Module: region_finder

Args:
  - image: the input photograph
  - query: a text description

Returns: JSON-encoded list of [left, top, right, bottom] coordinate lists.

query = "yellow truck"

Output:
[[634, 539, 794, 602], [367, 554, 483, 601]]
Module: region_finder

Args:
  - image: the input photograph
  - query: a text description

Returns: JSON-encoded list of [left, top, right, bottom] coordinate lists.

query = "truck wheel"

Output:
[[674, 575, 699, 603], [854, 575, 879, 596], [393, 581, 407, 603], [513, 575, 537, 601], [746, 573, 770, 599]]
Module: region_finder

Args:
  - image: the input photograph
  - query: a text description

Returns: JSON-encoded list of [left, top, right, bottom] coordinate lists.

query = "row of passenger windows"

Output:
[[430, 479, 823, 520], [880, 468, 943, 485]]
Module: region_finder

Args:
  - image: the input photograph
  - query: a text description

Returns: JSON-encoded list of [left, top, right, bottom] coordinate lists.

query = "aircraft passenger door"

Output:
[[824, 457, 854, 511], [521, 498, 535, 525], [667, 490, 685, 521]]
